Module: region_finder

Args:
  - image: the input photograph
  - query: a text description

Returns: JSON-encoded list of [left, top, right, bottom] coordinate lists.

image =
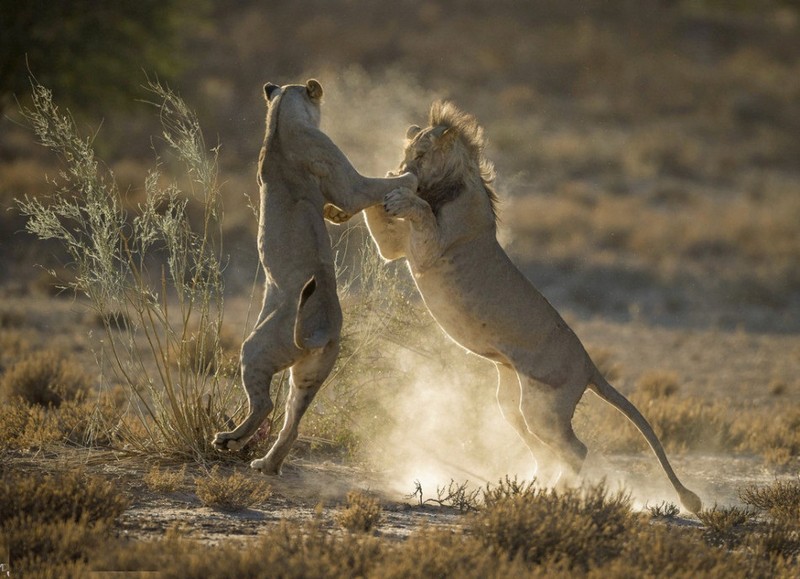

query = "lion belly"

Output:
[[411, 239, 587, 373]]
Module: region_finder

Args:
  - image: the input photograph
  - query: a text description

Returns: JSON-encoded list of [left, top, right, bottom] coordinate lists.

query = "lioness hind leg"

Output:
[[251, 340, 339, 474], [517, 374, 588, 483], [212, 319, 295, 452]]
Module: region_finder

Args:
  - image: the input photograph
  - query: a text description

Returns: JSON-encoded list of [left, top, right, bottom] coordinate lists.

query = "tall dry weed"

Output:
[[17, 80, 239, 460]]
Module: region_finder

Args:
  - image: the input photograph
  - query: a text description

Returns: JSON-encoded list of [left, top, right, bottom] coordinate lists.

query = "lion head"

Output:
[[400, 101, 498, 218]]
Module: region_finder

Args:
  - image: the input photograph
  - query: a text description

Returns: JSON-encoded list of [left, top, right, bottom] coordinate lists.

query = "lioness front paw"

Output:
[[212, 431, 247, 452], [397, 171, 419, 192], [323, 204, 353, 224], [384, 187, 422, 219]]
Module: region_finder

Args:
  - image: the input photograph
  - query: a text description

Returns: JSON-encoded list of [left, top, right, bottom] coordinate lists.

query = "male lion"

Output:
[[363, 101, 702, 514], [212, 80, 417, 474]]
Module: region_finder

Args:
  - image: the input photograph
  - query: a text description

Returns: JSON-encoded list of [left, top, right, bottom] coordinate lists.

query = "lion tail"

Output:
[[293, 276, 332, 351], [588, 370, 703, 514]]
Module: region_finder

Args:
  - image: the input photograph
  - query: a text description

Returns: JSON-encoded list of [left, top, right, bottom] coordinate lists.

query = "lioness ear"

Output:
[[406, 125, 422, 139], [306, 79, 323, 100], [264, 83, 281, 101]]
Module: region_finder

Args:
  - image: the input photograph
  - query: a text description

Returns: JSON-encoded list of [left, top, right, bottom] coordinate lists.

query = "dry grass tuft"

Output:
[[144, 464, 186, 493], [89, 521, 384, 578], [194, 465, 272, 511], [336, 491, 383, 533], [698, 504, 757, 548], [636, 370, 680, 399], [0, 349, 90, 407], [0, 394, 120, 451], [740, 479, 800, 522], [648, 501, 680, 519], [471, 480, 633, 571], [0, 468, 128, 576]]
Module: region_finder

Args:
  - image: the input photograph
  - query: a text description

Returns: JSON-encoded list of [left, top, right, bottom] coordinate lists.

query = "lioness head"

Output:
[[262, 78, 324, 127], [400, 101, 498, 217]]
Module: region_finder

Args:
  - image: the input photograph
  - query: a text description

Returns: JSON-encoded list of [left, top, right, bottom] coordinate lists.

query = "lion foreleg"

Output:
[[496, 364, 559, 480], [383, 188, 442, 269], [363, 205, 410, 261]]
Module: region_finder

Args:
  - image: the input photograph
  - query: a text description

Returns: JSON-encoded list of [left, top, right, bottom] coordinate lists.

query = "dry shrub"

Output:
[[698, 504, 757, 548], [648, 501, 680, 519], [469, 481, 633, 571], [592, 523, 778, 579], [144, 464, 186, 493], [739, 409, 800, 467], [0, 350, 89, 407], [89, 521, 383, 578], [740, 480, 800, 522], [747, 519, 800, 562], [194, 464, 271, 511], [335, 491, 382, 533], [0, 469, 127, 576], [378, 527, 533, 579], [636, 370, 680, 399], [0, 394, 119, 451], [179, 324, 240, 378]]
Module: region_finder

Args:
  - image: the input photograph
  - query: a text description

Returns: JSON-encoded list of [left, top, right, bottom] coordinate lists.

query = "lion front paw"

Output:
[[384, 187, 422, 219], [212, 431, 247, 452]]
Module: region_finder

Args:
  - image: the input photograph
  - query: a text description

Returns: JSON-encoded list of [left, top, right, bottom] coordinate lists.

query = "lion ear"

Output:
[[406, 125, 422, 139], [306, 79, 324, 100], [264, 83, 281, 101]]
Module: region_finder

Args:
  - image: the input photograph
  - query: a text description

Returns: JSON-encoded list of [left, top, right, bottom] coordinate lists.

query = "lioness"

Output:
[[213, 80, 417, 474], [363, 101, 702, 514]]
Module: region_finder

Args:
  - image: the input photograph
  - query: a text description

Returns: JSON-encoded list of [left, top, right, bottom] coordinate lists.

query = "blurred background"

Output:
[[1, 0, 799, 332]]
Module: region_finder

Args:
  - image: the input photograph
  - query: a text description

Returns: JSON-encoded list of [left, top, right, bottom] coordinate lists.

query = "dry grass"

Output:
[[741, 479, 800, 522], [0, 349, 89, 407], [335, 491, 383, 533], [194, 465, 272, 511], [0, 394, 120, 451], [0, 468, 128, 576], [1, 471, 798, 578], [143, 464, 186, 493]]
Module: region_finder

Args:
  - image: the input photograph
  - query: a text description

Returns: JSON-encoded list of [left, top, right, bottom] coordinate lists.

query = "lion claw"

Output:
[[383, 188, 418, 218]]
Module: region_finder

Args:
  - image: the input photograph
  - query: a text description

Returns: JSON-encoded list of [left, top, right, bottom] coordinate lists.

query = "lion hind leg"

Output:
[[517, 374, 588, 484], [588, 370, 702, 514]]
